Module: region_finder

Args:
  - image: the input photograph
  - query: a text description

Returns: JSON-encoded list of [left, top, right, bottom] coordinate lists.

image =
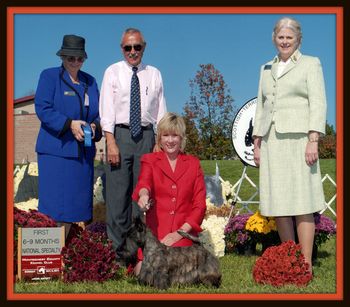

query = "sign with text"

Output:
[[18, 227, 64, 281], [231, 97, 257, 167]]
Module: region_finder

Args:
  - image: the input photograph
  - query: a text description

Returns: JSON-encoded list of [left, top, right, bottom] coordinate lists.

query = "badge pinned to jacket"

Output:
[[264, 65, 272, 70], [64, 91, 76, 96], [84, 93, 89, 106]]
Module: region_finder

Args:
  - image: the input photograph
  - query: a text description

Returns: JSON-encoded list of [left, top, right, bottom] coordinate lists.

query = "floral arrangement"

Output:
[[14, 198, 39, 212], [86, 221, 107, 234], [253, 240, 312, 287], [14, 165, 27, 198], [14, 208, 57, 278], [13, 162, 38, 198], [245, 211, 280, 250], [313, 213, 336, 247], [61, 225, 119, 282], [245, 211, 277, 234], [14, 207, 56, 230], [224, 212, 254, 254], [205, 198, 232, 217], [199, 215, 228, 258], [221, 180, 235, 206], [93, 176, 104, 204]]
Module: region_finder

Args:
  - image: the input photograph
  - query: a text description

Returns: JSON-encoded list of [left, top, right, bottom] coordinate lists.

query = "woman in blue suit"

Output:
[[253, 17, 327, 274], [35, 35, 102, 236]]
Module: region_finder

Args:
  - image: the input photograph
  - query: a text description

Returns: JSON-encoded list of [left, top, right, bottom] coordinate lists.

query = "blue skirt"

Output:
[[37, 153, 94, 222]]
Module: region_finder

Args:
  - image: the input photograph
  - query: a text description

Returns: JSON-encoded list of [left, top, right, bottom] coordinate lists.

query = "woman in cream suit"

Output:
[[253, 17, 327, 273]]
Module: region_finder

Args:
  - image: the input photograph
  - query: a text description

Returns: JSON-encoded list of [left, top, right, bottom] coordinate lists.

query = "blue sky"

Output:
[[14, 12, 337, 128]]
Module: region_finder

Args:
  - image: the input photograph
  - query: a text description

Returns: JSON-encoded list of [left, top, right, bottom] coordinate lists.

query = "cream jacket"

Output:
[[253, 49, 327, 137]]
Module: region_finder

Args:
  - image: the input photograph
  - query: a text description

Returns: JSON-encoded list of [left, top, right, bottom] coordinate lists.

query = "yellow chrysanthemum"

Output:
[[245, 211, 276, 234]]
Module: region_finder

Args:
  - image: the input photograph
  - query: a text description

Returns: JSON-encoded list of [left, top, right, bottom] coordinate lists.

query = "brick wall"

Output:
[[14, 114, 40, 164], [14, 113, 106, 164]]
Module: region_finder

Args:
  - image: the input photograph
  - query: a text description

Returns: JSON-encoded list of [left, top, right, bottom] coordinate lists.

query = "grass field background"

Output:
[[14, 159, 338, 295]]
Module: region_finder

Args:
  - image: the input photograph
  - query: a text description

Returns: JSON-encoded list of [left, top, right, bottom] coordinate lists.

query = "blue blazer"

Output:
[[35, 66, 102, 158]]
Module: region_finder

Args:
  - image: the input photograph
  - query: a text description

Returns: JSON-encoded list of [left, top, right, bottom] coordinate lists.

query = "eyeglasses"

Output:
[[65, 56, 85, 63], [122, 44, 143, 52]]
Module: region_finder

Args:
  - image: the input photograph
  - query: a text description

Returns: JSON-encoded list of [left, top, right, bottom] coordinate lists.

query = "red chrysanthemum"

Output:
[[252, 240, 312, 287], [62, 228, 120, 282]]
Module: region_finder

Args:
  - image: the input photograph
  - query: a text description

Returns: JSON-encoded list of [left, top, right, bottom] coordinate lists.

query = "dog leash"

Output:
[[141, 199, 154, 222], [141, 200, 201, 244], [177, 230, 201, 244]]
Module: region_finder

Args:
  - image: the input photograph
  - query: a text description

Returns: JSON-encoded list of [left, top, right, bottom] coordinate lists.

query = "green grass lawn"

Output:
[[14, 159, 338, 295], [14, 237, 336, 295]]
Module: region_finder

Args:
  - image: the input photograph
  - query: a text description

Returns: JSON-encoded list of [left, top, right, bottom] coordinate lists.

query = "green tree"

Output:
[[183, 64, 235, 159], [325, 121, 336, 136], [319, 121, 336, 158], [182, 112, 204, 158]]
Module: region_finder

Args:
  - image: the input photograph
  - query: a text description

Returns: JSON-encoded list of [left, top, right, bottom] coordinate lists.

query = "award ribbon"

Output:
[[82, 125, 92, 147]]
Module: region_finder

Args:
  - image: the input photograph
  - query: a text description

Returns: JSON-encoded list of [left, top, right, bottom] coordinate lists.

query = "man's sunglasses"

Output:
[[65, 56, 85, 63], [122, 44, 143, 52]]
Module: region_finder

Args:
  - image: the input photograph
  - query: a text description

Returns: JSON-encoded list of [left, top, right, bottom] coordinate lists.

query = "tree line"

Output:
[[182, 63, 336, 160]]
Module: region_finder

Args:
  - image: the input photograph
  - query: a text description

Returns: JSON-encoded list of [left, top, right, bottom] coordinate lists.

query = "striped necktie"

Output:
[[129, 66, 141, 138]]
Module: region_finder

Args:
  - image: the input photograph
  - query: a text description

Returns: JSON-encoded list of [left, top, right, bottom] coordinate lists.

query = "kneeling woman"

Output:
[[132, 112, 207, 273]]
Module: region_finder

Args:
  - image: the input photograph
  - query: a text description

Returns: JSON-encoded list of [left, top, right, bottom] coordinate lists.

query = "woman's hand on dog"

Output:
[[138, 188, 150, 211], [160, 231, 183, 246]]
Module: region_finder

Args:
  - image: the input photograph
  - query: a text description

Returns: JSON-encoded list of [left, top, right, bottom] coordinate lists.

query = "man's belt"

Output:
[[115, 123, 153, 131]]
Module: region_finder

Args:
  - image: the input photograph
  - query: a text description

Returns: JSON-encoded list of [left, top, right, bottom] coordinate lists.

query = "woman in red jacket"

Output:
[[132, 112, 206, 248]]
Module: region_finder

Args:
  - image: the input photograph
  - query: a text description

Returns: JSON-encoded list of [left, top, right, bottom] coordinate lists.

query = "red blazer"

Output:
[[132, 151, 206, 247]]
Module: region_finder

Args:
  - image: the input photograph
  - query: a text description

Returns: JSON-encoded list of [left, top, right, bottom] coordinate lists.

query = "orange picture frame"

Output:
[[7, 6, 343, 301]]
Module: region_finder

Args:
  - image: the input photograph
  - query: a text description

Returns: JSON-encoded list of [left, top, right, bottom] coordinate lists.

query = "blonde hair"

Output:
[[272, 17, 302, 48], [157, 112, 187, 152]]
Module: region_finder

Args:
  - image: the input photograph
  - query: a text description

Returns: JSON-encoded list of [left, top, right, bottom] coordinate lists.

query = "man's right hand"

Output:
[[105, 132, 120, 165]]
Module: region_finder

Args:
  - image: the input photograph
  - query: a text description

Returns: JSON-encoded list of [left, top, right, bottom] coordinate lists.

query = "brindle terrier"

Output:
[[121, 217, 222, 289]]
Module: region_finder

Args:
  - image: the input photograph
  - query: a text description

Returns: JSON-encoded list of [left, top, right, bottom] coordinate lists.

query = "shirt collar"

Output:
[[273, 49, 302, 64], [123, 60, 144, 72]]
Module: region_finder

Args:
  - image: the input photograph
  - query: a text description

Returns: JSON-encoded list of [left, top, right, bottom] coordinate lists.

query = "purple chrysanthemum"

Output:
[[86, 221, 107, 234]]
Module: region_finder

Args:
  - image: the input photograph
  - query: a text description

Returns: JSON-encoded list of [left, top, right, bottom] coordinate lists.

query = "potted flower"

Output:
[[312, 213, 336, 261], [61, 224, 120, 282], [314, 213, 336, 246], [224, 212, 256, 255], [245, 211, 280, 252], [200, 215, 228, 258], [14, 207, 57, 279]]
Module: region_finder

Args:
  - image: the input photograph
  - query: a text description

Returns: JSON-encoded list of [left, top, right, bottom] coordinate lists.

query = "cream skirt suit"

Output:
[[253, 49, 327, 217]]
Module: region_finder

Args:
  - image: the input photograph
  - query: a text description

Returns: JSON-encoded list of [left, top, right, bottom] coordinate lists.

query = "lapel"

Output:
[[278, 60, 296, 79], [271, 56, 278, 81], [173, 153, 189, 182], [156, 152, 189, 183], [271, 49, 302, 80]]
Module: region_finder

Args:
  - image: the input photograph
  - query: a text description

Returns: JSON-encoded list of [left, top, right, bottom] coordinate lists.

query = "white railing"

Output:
[[320, 174, 337, 217]]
